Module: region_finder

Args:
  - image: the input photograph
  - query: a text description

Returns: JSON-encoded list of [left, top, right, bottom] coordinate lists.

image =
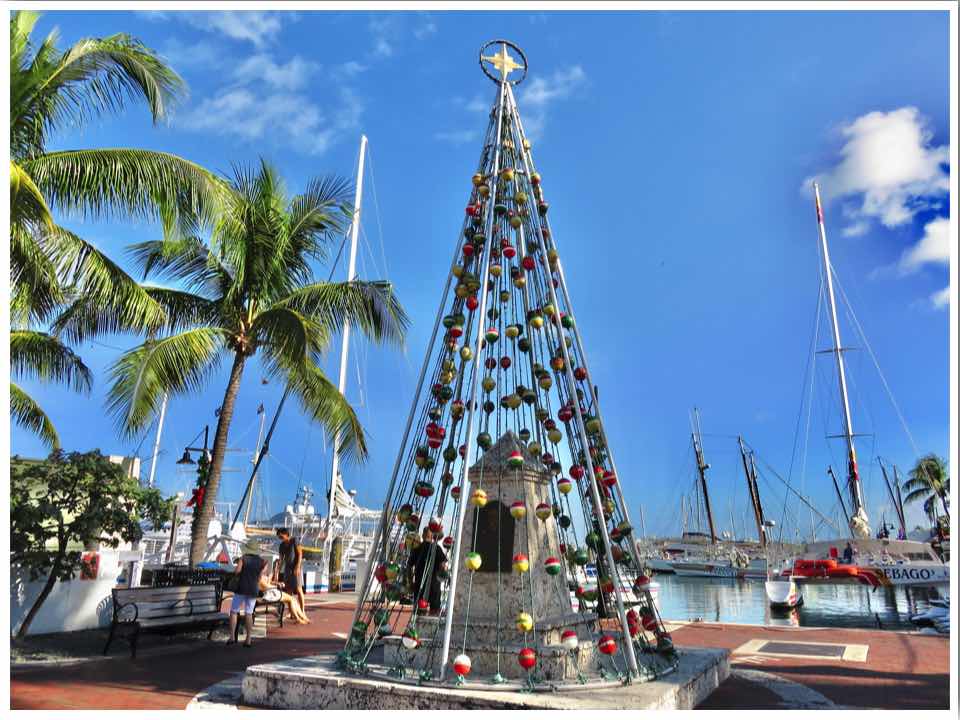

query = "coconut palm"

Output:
[[902, 454, 950, 523], [57, 159, 409, 564], [9, 10, 226, 447]]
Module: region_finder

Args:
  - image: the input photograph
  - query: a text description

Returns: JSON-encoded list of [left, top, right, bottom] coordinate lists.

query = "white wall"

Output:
[[10, 549, 123, 636]]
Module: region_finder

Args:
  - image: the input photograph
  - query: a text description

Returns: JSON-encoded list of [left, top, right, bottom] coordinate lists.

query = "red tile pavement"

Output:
[[10, 602, 951, 710], [10, 600, 357, 710], [669, 621, 950, 710]]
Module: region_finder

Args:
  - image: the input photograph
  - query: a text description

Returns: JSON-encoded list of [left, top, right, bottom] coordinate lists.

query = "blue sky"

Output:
[[13, 9, 952, 538]]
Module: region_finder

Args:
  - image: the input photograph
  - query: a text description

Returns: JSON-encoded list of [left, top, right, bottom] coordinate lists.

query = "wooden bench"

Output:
[[104, 582, 226, 658]]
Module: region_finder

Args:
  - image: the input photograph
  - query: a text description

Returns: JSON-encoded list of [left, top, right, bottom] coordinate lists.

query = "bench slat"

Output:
[[137, 612, 227, 628]]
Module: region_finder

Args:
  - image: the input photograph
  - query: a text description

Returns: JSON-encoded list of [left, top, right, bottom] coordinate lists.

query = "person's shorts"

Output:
[[283, 571, 301, 592], [230, 593, 257, 614]]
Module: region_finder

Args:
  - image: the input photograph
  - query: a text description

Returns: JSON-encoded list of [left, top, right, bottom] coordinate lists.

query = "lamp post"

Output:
[[177, 426, 210, 566]]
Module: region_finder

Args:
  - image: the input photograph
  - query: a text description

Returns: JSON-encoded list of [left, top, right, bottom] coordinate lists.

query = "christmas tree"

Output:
[[339, 40, 676, 689]]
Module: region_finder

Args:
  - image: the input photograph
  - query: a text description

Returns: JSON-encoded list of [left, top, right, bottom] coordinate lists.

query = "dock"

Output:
[[10, 594, 950, 710]]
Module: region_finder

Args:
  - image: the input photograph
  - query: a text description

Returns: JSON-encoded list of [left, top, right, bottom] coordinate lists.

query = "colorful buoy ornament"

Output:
[[512, 553, 529, 573], [453, 653, 472, 676], [518, 647, 537, 670]]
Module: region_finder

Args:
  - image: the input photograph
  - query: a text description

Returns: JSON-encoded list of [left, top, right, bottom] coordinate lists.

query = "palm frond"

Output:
[[10, 382, 60, 449], [128, 236, 235, 297], [278, 173, 354, 277], [277, 280, 409, 348], [41, 224, 168, 341], [105, 327, 226, 437], [9, 223, 63, 326], [11, 22, 185, 158], [251, 306, 329, 365], [266, 354, 368, 464], [10, 329, 92, 393], [10, 159, 53, 229], [23, 149, 227, 231]]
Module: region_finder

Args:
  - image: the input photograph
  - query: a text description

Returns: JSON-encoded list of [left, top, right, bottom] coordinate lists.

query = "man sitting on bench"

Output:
[[228, 540, 267, 647]]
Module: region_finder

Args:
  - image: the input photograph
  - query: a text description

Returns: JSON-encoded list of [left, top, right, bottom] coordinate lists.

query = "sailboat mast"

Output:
[[738, 436, 767, 547], [244, 405, 267, 527], [327, 135, 368, 525], [146, 393, 168, 488], [691, 407, 717, 544], [813, 183, 869, 537]]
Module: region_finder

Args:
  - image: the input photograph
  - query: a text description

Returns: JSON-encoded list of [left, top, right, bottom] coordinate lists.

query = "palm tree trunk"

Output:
[[189, 351, 247, 566]]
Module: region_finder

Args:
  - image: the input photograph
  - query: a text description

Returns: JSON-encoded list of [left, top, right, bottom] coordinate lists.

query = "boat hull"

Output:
[[765, 579, 802, 608]]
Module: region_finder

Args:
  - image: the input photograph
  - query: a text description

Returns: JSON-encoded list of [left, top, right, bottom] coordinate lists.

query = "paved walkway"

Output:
[[10, 598, 951, 710]]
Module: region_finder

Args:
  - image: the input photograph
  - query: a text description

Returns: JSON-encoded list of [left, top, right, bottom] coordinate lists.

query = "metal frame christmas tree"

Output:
[[339, 40, 677, 690]]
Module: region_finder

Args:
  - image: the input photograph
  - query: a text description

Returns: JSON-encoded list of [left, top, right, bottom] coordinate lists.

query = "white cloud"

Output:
[[160, 37, 224, 70], [178, 88, 340, 155], [144, 11, 291, 48], [233, 54, 319, 91], [413, 15, 438, 39], [806, 107, 948, 233], [435, 130, 480, 145], [930, 286, 950, 309], [841, 220, 869, 238], [465, 94, 489, 113], [517, 65, 587, 140], [183, 12, 286, 48], [369, 15, 397, 58], [332, 61, 367, 80], [899, 216, 951, 273]]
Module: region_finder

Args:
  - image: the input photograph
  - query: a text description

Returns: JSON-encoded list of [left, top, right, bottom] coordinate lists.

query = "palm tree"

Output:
[[57, 160, 409, 564], [902, 454, 950, 524], [9, 10, 225, 446]]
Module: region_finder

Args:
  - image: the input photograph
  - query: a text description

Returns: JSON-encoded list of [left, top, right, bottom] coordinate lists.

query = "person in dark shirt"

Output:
[[228, 541, 267, 647], [842, 542, 854, 564], [406, 527, 448, 615], [276, 527, 305, 616]]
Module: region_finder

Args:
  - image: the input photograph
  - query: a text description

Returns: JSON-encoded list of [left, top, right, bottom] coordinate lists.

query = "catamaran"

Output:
[[773, 184, 949, 592]]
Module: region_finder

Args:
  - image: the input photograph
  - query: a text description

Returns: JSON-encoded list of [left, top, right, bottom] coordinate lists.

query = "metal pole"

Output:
[[893, 466, 907, 534], [438, 80, 507, 682], [878, 458, 906, 539], [328, 135, 368, 524], [166, 497, 181, 564], [813, 183, 868, 535], [510, 90, 647, 577], [243, 406, 267, 527], [321, 136, 368, 593], [346, 165, 476, 640], [231, 389, 290, 531], [505, 83, 640, 679], [691, 409, 717, 544], [827, 466, 851, 532], [147, 393, 168, 489], [738, 436, 766, 547]]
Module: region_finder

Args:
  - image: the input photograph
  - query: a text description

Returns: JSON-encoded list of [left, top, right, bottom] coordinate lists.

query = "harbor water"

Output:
[[654, 573, 948, 631]]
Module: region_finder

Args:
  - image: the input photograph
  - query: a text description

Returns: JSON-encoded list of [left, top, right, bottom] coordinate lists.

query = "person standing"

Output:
[[228, 540, 267, 647], [406, 527, 448, 616], [276, 527, 305, 615]]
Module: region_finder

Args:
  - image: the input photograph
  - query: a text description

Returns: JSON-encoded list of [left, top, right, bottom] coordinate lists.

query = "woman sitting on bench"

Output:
[[260, 560, 311, 625]]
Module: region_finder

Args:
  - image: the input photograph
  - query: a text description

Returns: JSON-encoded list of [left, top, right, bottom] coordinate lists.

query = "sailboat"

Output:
[[776, 184, 949, 590]]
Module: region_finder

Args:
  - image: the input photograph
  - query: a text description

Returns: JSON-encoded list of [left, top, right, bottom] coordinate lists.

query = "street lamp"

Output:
[[177, 426, 211, 464]]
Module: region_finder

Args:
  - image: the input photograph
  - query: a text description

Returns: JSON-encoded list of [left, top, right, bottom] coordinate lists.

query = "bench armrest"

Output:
[[170, 598, 195, 615], [115, 600, 140, 623]]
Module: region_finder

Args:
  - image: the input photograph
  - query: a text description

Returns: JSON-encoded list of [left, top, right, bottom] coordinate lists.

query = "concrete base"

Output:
[[241, 647, 729, 709]]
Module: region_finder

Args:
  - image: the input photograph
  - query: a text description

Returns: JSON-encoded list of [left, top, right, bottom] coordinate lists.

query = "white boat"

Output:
[[779, 538, 949, 588], [765, 578, 803, 608], [777, 185, 949, 592]]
